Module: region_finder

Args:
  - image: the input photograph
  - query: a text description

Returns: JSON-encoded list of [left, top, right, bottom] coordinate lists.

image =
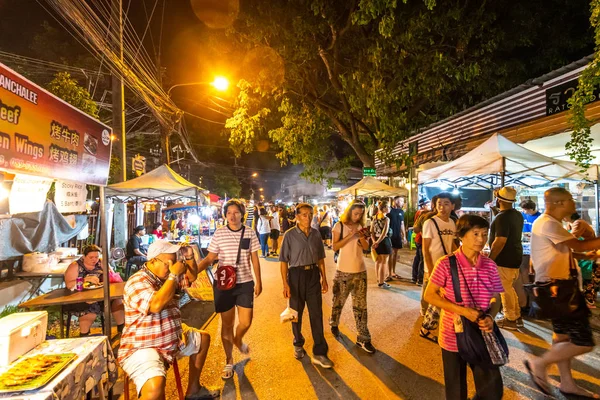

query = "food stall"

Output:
[[104, 164, 209, 247], [417, 133, 600, 306], [0, 62, 116, 398]]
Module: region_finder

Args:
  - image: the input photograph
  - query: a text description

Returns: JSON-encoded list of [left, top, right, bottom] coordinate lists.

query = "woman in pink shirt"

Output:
[[424, 214, 504, 400], [330, 200, 374, 353]]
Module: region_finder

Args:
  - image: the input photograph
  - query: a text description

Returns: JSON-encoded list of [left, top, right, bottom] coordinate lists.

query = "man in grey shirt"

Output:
[[280, 203, 332, 368]]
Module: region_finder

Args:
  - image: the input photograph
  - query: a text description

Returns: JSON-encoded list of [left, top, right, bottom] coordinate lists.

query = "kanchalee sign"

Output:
[[0, 63, 112, 185]]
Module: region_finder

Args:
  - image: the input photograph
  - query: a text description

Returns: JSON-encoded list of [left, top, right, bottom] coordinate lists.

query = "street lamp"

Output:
[[251, 172, 258, 178], [259, 188, 264, 192], [167, 76, 230, 97]]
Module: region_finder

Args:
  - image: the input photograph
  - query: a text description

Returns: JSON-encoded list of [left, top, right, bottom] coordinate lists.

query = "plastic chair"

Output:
[[123, 359, 184, 400]]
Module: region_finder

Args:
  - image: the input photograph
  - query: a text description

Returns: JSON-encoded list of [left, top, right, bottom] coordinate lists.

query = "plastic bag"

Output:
[[280, 304, 298, 323]]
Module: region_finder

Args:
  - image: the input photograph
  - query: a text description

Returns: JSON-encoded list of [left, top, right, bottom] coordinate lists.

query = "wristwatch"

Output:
[[167, 273, 179, 282], [185, 256, 194, 261]]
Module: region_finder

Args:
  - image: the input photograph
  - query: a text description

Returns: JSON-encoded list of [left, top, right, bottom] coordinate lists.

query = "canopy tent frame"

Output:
[[338, 176, 409, 198], [418, 134, 600, 233]]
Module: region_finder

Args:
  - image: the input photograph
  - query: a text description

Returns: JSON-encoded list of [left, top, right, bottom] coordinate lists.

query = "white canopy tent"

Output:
[[105, 164, 206, 201], [338, 176, 408, 197], [418, 133, 598, 187]]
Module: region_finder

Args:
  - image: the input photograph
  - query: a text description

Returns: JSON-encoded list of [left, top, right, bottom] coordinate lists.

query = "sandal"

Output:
[[221, 364, 234, 380], [392, 274, 402, 279], [559, 389, 600, 399], [419, 328, 438, 343], [524, 360, 551, 396]]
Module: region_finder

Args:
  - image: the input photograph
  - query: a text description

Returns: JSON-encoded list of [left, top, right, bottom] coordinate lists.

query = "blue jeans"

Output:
[[259, 233, 270, 256]]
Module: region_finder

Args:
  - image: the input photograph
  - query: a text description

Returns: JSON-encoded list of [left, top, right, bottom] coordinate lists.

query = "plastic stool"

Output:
[[123, 359, 184, 400]]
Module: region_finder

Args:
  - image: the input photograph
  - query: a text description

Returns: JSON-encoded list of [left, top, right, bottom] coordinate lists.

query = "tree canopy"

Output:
[[223, 0, 592, 181]]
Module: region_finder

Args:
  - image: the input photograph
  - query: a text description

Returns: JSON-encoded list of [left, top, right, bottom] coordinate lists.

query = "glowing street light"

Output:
[[251, 172, 258, 178], [259, 188, 264, 192], [211, 76, 229, 91]]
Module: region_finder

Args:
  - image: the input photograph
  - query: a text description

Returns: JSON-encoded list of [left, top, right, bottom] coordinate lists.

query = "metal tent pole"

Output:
[[500, 157, 506, 187], [99, 186, 112, 337], [596, 165, 600, 235]]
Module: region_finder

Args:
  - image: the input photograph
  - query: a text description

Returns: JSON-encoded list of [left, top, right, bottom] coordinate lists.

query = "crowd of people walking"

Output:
[[112, 188, 599, 399]]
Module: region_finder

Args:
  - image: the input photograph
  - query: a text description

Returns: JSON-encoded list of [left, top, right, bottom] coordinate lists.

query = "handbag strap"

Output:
[[449, 255, 463, 303], [236, 226, 246, 266], [430, 217, 449, 255]]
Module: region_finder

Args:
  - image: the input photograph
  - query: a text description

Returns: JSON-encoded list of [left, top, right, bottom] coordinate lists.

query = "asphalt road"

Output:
[[154, 248, 600, 400]]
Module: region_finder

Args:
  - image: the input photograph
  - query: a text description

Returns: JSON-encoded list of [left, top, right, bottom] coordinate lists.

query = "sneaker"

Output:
[[294, 346, 306, 359], [311, 355, 334, 368], [185, 386, 221, 399], [516, 317, 524, 328], [416, 281, 423, 286], [378, 283, 391, 288], [357, 341, 376, 354], [497, 317, 518, 331], [331, 326, 340, 338]]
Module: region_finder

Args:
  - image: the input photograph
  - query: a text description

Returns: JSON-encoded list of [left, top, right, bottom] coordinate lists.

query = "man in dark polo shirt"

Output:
[[489, 186, 524, 331], [280, 203, 333, 368], [126, 225, 147, 267]]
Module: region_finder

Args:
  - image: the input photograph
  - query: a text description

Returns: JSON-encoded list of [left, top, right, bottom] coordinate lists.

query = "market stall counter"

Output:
[[0, 337, 117, 400]]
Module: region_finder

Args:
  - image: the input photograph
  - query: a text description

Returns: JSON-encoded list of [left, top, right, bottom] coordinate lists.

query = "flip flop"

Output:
[[419, 328, 438, 343], [523, 360, 552, 396], [391, 274, 402, 279], [221, 364, 234, 380], [559, 389, 600, 399]]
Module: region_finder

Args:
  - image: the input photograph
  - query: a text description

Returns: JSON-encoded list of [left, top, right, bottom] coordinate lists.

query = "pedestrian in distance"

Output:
[[424, 215, 505, 400], [319, 205, 333, 249], [488, 186, 524, 331], [197, 199, 263, 380], [256, 207, 271, 258], [420, 193, 457, 343], [411, 198, 431, 285], [520, 199, 541, 234], [270, 205, 281, 256], [387, 196, 407, 281], [280, 203, 333, 368], [525, 188, 599, 398], [371, 201, 393, 288], [330, 200, 375, 353], [118, 241, 220, 400]]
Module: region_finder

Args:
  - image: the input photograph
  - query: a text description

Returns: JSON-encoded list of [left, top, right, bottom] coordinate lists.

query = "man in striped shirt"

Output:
[[118, 240, 219, 400]]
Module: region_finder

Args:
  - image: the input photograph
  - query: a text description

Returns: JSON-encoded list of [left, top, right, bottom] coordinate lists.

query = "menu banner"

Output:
[[55, 179, 88, 213], [9, 173, 52, 214], [0, 63, 112, 185]]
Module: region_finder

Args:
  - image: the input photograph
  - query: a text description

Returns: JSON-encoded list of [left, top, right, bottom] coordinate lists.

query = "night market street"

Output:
[[151, 249, 600, 400]]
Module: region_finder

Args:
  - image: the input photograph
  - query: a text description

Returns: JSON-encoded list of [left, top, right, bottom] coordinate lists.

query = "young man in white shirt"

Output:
[[420, 193, 457, 342], [525, 188, 599, 398], [269, 205, 281, 256]]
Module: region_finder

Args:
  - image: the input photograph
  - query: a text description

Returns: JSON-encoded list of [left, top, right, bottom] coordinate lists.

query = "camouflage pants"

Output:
[[330, 270, 371, 342]]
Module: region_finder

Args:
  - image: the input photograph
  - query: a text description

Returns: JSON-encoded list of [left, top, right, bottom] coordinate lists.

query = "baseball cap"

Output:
[[147, 240, 181, 260]]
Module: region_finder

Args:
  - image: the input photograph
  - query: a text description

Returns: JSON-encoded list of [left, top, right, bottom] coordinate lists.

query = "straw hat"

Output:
[[496, 186, 517, 202]]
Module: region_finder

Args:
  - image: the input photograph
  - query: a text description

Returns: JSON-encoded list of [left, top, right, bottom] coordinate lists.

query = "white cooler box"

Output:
[[0, 311, 48, 367]]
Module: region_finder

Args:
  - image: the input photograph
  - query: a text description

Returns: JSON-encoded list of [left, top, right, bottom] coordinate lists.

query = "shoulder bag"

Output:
[[215, 226, 245, 291], [333, 223, 344, 263], [525, 255, 588, 319], [449, 255, 509, 368]]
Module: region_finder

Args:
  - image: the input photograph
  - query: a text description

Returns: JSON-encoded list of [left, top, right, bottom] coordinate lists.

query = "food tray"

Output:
[[0, 353, 77, 392], [82, 283, 103, 290]]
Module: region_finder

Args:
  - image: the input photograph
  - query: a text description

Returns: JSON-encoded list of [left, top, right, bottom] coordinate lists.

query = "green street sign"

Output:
[[363, 167, 376, 177]]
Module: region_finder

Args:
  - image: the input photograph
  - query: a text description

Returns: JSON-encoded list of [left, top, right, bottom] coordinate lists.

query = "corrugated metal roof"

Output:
[[375, 54, 595, 167]]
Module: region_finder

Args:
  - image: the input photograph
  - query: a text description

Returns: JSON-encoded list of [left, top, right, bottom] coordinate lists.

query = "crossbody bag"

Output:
[[215, 226, 245, 290]]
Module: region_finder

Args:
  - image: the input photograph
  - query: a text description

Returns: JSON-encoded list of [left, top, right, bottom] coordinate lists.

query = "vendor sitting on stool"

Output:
[[118, 240, 220, 400], [64, 245, 125, 336], [127, 225, 148, 270]]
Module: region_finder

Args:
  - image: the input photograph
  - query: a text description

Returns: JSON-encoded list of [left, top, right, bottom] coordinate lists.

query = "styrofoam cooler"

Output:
[[0, 311, 48, 366]]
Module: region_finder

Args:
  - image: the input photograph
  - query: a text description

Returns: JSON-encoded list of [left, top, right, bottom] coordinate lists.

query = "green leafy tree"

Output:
[[567, 0, 600, 172], [47, 72, 99, 118], [208, 169, 242, 198], [223, 0, 592, 181]]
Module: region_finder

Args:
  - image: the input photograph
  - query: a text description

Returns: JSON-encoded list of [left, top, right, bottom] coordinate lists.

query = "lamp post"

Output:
[[162, 76, 229, 164]]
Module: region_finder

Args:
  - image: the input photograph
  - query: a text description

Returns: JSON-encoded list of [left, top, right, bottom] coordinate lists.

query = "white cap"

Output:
[[147, 240, 181, 260]]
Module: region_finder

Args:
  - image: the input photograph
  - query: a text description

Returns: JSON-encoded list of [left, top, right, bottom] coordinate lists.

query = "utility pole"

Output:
[[155, 11, 171, 166], [111, 0, 126, 182]]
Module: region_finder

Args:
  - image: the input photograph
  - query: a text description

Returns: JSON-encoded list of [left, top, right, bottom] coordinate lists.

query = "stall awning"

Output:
[[418, 133, 598, 185], [105, 165, 205, 200], [338, 176, 408, 197]]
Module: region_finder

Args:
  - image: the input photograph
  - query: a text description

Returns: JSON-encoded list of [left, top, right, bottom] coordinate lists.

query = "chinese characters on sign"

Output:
[[0, 63, 112, 185], [55, 180, 88, 213]]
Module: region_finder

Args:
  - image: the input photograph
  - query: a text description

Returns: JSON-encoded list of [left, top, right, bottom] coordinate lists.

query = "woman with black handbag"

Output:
[[424, 215, 505, 400]]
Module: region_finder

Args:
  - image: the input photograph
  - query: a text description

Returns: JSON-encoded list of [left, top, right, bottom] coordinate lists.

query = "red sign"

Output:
[[0, 63, 112, 185]]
